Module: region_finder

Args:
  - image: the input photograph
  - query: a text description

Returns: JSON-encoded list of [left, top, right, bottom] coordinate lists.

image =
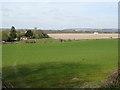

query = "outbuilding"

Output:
[[94, 32, 99, 35]]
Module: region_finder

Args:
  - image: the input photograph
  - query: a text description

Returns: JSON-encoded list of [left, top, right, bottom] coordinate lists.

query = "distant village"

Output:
[[0, 26, 49, 42]]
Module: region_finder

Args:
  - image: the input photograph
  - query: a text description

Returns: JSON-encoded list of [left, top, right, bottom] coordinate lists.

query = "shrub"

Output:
[[1, 31, 9, 41], [68, 39, 72, 42], [59, 39, 63, 42], [22, 40, 36, 44]]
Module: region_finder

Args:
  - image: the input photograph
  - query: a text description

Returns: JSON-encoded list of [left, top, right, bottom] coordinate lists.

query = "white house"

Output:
[[20, 37, 28, 40], [94, 32, 99, 35]]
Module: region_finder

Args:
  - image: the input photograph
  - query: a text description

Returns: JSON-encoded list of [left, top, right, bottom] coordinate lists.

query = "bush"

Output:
[[22, 40, 36, 44], [1, 31, 9, 41], [59, 39, 63, 42], [68, 39, 72, 42]]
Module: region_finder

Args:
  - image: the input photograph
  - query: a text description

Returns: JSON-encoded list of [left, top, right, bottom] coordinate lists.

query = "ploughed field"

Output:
[[48, 33, 118, 40], [2, 39, 118, 88]]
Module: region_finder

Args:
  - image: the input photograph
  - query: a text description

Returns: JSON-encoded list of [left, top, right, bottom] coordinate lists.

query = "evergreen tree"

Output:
[[9, 26, 17, 40]]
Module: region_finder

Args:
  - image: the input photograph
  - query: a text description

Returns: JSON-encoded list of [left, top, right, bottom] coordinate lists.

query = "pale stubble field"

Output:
[[48, 33, 118, 40]]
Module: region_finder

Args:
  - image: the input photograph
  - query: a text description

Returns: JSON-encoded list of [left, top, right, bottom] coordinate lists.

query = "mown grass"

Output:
[[2, 39, 118, 88]]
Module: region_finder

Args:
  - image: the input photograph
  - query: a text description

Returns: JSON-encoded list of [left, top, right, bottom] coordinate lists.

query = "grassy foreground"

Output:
[[2, 39, 118, 88]]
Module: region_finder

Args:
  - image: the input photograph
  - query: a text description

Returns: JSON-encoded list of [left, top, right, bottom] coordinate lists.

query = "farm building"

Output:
[[94, 32, 99, 35]]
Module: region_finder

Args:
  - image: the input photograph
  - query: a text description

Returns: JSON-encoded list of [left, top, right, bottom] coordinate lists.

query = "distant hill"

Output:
[[63, 28, 118, 33], [0, 28, 118, 33]]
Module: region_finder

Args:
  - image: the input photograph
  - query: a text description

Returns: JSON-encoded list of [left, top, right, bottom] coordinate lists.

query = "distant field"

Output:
[[48, 33, 118, 40], [2, 39, 118, 88]]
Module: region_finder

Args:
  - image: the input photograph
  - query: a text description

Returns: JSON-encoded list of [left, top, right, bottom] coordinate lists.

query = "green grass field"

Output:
[[2, 39, 118, 88]]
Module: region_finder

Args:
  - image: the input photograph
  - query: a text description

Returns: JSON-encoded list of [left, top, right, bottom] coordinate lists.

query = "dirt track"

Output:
[[48, 33, 119, 40]]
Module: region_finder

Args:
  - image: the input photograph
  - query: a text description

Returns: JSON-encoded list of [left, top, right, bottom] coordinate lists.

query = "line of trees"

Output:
[[1, 26, 49, 42]]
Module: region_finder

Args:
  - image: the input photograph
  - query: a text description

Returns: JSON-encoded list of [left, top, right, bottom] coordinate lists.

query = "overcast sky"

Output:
[[0, 1, 118, 30]]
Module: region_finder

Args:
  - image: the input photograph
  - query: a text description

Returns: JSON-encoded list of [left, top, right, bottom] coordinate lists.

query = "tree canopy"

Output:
[[25, 30, 33, 38]]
